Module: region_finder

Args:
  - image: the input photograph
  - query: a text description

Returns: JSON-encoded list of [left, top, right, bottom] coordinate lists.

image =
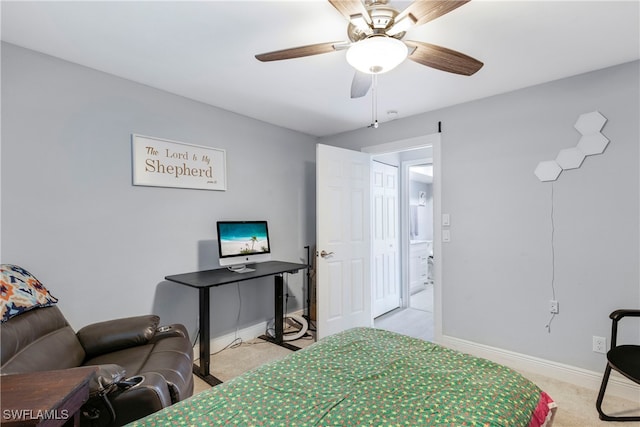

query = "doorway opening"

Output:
[[407, 161, 434, 317], [366, 140, 437, 342], [314, 134, 442, 341]]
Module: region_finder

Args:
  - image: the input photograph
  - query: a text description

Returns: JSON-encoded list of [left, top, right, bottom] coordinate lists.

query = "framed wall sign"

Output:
[[132, 134, 227, 191]]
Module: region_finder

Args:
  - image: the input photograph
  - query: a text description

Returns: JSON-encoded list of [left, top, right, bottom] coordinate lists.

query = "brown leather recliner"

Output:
[[1, 304, 195, 426]]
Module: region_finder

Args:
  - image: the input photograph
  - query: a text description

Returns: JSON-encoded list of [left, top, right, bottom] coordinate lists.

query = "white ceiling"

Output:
[[2, 1, 639, 137]]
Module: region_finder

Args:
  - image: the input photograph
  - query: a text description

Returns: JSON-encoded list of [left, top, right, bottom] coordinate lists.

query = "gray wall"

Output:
[[321, 61, 640, 372], [1, 43, 317, 340], [3, 40, 638, 374]]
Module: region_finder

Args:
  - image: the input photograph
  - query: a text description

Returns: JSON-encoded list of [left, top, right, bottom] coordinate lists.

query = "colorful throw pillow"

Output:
[[0, 264, 58, 323]]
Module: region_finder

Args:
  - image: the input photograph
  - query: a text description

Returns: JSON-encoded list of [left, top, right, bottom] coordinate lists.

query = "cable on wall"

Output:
[[534, 110, 609, 333], [235, 281, 242, 336], [211, 282, 243, 355], [545, 182, 556, 333]]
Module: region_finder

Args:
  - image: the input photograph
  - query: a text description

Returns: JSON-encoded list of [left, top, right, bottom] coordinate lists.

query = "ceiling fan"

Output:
[[255, 0, 484, 98]]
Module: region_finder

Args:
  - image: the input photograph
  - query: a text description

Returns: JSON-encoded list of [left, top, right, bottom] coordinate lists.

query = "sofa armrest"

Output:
[[111, 372, 172, 424], [82, 371, 171, 426], [77, 315, 160, 359], [150, 323, 190, 343], [88, 363, 127, 395]]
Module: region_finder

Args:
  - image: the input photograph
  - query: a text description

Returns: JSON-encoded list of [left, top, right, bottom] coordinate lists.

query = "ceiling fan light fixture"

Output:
[[346, 36, 408, 74]]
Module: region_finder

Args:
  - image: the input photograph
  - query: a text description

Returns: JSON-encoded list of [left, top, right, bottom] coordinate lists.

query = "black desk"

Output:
[[165, 260, 308, 386]]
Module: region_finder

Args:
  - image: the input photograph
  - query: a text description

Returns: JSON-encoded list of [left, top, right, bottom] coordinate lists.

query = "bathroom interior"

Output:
[[408, 163, 434, 313]]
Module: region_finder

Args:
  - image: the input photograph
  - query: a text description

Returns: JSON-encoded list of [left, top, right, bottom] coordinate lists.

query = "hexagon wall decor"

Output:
[[577, 133, 610, 156], [574, 111, 607, 135], [534, 111, 608, 182], [556, 147, 585, 170], [535, 160, 562, 182]]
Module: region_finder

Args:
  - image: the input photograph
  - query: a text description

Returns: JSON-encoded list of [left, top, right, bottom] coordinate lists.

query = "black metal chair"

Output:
[[595, 309, 640, 421]]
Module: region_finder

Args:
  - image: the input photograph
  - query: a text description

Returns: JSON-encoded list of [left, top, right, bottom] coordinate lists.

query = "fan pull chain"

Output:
[[370, 74, 379, 129]]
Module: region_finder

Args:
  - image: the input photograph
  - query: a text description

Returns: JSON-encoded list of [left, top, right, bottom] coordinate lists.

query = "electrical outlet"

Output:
[[549, 300, 559, 314], [593, 336, 607, 354]]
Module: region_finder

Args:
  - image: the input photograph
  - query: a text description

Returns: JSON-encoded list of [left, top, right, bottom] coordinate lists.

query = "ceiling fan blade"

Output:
[[351, 70, 371, 98], [328, 0, 371, 25], [255, 41, 342, 62], [395, 0, 470, 28], [405, 41, 483, 76]]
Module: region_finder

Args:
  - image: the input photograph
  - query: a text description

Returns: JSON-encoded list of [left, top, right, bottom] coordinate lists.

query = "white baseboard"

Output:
[[193, 310, 308, 359], [438, 335, 640, 402], [193, 321, 269, 359]]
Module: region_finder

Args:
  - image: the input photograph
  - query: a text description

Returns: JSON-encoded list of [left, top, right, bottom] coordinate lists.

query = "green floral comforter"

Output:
[[129, 328, 548, 427]]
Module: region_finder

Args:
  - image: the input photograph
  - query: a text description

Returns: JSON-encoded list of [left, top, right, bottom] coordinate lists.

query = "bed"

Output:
[[128, 327, 556, 426]]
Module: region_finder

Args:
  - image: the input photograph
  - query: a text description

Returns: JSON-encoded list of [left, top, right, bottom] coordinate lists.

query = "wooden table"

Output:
[[1, 366, 97, 426]]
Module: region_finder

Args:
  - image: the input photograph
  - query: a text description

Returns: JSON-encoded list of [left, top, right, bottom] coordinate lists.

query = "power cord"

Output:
[[193, 282, 243, 362], [210, 282, 271, 355], [212, 282, 244, 355], [546, 182, 557, 333], [285, 273, 289, 315], [191, 328, 199, 349], [195, 271, 313, 363]]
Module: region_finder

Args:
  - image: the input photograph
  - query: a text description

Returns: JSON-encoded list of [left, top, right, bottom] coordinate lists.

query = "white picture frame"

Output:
[[131, 134, 227, 191]]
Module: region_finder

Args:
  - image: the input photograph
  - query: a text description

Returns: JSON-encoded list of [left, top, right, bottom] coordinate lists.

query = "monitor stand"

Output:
[[227, 265, 255, 274]]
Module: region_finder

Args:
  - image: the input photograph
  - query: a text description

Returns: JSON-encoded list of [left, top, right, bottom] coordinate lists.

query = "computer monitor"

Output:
[[216, 221, 271, 273]]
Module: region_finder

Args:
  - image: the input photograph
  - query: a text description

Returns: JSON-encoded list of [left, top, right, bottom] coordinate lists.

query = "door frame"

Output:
[[361, 133, 443, 341]]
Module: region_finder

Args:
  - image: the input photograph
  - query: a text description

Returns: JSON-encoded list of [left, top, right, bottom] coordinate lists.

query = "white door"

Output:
[[316, 144, 371, 339], [372, 161, 400, 317]]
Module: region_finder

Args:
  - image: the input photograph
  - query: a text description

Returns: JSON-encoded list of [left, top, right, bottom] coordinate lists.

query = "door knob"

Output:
[[320, 250, 334, 258]]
